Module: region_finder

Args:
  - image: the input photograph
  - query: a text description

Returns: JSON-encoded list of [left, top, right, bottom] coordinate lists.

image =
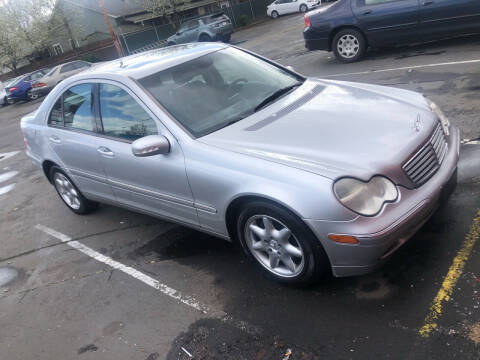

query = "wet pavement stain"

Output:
[[167, 318, 322, 360], [394, 50, 446, 60], [130, 227, 233, 261], [77, 344, 98, 355]]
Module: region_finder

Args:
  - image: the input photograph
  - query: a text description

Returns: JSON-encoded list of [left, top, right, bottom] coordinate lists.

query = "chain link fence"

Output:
[[119, 0, 270, 55]]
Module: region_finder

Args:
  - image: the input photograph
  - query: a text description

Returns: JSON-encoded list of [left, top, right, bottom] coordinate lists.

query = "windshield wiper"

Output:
[[254, 82, 303, 113]]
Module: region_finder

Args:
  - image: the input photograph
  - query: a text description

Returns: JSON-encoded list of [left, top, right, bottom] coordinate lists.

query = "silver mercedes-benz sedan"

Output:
[[21, 43, 460, 284]]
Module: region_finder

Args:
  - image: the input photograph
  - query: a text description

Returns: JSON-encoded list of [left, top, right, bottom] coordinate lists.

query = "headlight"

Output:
[[333, 176, 398, 216], [427, 99, 450, 136]]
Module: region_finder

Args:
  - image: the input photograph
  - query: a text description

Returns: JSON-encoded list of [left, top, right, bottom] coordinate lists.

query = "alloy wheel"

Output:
[[337, 34, 360, 59], [54, 173, 81, 210], [244, 215, 305, 278], [300, 4, 307, 12], [27, 90, 39, 100]]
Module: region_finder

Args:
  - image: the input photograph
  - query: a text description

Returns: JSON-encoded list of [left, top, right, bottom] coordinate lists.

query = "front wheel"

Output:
[[271, 10, 279, 19], [332, 28, 366, 63], [299, 4, 308, 12], [50, 166, 98, 215], [198, 34, 212, 42], [237, 201, 329, 285]]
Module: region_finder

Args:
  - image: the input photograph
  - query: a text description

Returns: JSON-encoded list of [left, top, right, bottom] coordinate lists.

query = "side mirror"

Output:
[[132, 135, 170, 157], [286, 65, 294, 71]]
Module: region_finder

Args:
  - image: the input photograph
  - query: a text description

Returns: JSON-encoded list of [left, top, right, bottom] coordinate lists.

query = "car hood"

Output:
[[200, 79, 438, 185]]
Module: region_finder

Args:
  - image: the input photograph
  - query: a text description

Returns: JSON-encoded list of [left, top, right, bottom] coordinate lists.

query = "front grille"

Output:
[[403, 123, 448, 188]]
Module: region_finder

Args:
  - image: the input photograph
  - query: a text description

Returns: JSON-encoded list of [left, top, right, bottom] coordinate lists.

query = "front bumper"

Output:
[[305, 125, 461, 277]]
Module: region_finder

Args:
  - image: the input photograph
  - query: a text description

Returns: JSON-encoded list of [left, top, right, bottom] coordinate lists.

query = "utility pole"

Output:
[[98, 0, 124, 58]]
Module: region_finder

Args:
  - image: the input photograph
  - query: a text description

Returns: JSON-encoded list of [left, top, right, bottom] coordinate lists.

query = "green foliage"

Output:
[[238, 15, 250, 27]]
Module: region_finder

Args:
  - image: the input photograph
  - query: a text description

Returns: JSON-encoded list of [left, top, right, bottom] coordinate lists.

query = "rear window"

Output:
[[202, 13, 227, 24]]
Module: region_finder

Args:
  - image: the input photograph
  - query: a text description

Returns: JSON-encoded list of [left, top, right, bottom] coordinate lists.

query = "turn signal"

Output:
[[328, 234, 359, 244]]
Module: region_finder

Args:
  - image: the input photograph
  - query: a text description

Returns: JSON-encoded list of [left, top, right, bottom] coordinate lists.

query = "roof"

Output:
[[61, 0, 145, 18], [81, 43, 227, 79]]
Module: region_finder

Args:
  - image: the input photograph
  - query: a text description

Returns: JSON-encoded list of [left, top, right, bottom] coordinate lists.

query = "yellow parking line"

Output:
[[419, 210, 480, 338]]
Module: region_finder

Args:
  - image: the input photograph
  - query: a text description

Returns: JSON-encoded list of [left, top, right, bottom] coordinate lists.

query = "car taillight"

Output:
[[8, 87, 18, 92], [304, 14, 311, 28], [33, 82, 46, 88]]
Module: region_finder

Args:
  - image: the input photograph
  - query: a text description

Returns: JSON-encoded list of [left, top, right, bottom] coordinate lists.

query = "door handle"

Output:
[[363, 9, 372, 15], [97, 146, 115, 157], [49, 135, 61, 144], [422, 0, 433, 5]]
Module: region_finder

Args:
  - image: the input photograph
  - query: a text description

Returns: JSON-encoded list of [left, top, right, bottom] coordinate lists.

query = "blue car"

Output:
[[6, 68, 50, 104], [304, 0, 480, 62]]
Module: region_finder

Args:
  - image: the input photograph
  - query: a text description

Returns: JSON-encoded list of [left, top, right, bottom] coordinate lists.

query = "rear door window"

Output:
[[74, 62, 90, 69], [48, 97, 63, 126], [60, 63, 76, 73], [63, 84, 95, 131]]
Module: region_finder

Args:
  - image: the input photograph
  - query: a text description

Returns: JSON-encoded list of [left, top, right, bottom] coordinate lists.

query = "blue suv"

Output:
[[5, 68, 50, 104]]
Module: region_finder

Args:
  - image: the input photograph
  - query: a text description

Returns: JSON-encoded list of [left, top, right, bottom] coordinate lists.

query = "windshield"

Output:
[[139, 47, 304, 137]]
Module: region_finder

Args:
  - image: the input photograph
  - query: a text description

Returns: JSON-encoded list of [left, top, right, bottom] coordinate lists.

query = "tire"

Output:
[[236, 201, 330, 285], [299, 4, 308, 12], [271, 10, 279, 19], [223, 34, 231, 43], [7, 98, 15, 105], [332, 28, 366, 63], [199, 34, 212, 42], [50, 166, 98, 215], [27, 89, 39, 101]]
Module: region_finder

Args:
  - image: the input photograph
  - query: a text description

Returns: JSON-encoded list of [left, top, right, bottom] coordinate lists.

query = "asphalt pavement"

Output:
[[1, 13, 480, 359]]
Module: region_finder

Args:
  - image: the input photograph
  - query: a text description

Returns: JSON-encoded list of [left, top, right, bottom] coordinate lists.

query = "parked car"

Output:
[[1, 77, 21, 106], [5, 69, 50, 104], [268, 0, 320, 19], [304, 0, 480, 62], [30, 61, 92, 97], [21, 43, 459, 284], [167, 13, 233, 45]]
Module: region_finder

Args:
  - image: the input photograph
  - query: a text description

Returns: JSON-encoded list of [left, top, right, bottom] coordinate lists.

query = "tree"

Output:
[[1, 0, 58, 59], [0, 28, 24, 74]]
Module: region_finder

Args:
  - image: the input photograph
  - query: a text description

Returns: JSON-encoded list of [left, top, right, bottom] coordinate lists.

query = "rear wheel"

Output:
[[299, 4, 308, 12], [199, 34, 212, 42], [7, 98, 15, 105], [50, 166, 98, 215], [236, 201, 329, 285], [271, 10, 279, 19], [332, 28, 366, 63], [27, 89, 39, 101]]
